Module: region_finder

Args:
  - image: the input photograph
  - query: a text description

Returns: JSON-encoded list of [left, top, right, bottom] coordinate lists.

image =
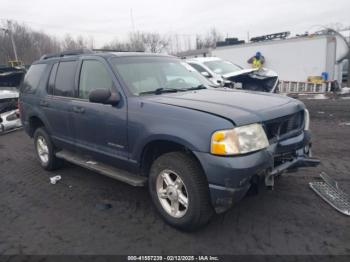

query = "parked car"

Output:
[[20, 50, 319, 230], [0, 64, 26, 87], [187, 57, 279, 92], [0, 109, 21, 133], [0, 87, 22, 133]]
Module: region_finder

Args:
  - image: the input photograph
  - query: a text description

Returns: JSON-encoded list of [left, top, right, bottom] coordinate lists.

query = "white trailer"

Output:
[[211, 34, 349, 92]]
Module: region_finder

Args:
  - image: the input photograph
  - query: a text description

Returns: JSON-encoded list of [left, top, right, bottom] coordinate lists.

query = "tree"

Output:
[[196, 27, 223, 49], [61, 34, 93, 51], [0, 21, 62, 65], [103, 32, 169, 53], [129, 31, 146, 52], [141, 32, 170, 53]]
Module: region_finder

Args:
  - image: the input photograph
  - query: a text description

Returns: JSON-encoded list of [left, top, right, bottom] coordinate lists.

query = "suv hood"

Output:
[[146, 89, 305, 126], [222, 67, 278, 79]]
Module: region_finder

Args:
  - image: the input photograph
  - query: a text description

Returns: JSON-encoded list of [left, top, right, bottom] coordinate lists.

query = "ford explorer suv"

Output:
[[19, 49, 319, 230]]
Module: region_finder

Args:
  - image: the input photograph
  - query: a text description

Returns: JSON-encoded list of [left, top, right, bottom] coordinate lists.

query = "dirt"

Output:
[[0, 98, 349, 255]]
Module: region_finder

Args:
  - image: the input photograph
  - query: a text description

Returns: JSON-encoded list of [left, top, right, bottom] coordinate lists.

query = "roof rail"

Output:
[[40, 48, 94, 60], [92, 48, 145, 53]]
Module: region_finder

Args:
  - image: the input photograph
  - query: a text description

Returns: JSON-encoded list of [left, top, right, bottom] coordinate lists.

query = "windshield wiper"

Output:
[[139, 85, 207, 95], [180, 84, 207, 91], [139, 88, 180, 95]]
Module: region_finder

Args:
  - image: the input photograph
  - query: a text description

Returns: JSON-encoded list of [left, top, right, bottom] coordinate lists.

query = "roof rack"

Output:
[[40, 48, 146, 60], [92, 48, 145, 53], [40, 49, 94, 60]]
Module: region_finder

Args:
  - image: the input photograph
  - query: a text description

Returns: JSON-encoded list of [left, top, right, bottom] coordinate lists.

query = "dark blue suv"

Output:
[[19, 50, 319, 230]]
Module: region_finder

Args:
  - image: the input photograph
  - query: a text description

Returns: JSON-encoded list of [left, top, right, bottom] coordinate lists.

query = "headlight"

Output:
[[304, 109, 310, 130], [211, 123, 269, 156]]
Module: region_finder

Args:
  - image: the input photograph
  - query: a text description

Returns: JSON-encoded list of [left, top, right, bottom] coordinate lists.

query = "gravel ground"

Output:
[[0, 98, 349, 255]]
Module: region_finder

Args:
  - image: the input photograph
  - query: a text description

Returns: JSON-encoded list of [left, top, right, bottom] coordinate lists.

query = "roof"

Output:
[[176, 48, 211, 58], [186, 57, 221, 63]]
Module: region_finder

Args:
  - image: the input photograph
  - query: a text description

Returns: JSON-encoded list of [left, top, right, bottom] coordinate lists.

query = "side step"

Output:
[[56, 150, 147, 187]]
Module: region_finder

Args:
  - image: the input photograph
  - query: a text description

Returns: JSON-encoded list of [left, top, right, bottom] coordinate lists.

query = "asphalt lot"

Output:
[[0, 98, 349, 255]]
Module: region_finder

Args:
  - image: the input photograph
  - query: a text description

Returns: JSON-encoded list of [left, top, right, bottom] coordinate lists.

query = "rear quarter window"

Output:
[[21, 64, 47, 93]]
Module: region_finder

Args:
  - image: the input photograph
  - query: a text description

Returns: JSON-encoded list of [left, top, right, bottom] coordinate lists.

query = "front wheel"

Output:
[[148, 152, 214, 231]]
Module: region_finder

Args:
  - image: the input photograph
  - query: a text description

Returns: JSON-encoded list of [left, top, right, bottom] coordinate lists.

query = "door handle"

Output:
[[39, 100, 49, 107], [73, 106, 85, 114]]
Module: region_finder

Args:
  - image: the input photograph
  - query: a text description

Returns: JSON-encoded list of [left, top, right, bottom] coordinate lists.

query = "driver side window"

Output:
[[79, 60, 113, 100]]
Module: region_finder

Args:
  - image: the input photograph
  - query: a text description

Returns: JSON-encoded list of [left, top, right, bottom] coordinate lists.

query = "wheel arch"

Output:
[[140, 138, 204, 177], [28, 115, 46, 137]]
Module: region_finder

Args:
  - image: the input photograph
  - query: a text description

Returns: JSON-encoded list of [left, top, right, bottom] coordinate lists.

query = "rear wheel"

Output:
[[33, 127, 63, 170], [149, 152, 214, 230]]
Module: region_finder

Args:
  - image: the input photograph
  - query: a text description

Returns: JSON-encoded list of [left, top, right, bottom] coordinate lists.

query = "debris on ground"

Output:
[[339, 122, 350, 126], [95, 202, 113, 210], [309, 172, 350, 216], [49, 175, 62, 185]]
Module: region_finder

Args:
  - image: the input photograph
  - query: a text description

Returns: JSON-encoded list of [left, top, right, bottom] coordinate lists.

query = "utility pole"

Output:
[[347, 44, 350, 88], [130, 8, 135, 32], [346, 29, 350, 87], [7, 20, 19, 62], [175, 34, 179, 53]]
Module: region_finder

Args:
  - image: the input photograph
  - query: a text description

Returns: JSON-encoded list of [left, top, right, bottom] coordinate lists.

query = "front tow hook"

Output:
[[265, 156, 320, 188]]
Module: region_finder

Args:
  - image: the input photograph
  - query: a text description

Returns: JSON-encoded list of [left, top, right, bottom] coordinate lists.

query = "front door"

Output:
[[71, 58, 128, 161]]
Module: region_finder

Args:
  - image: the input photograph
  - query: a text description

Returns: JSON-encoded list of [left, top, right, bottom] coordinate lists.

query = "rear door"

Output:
[[71, 57, 128, 160], [42, 59, 78, 149]]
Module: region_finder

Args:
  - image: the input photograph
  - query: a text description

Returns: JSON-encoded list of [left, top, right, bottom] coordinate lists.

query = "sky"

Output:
[[0, 0, 349, 49]]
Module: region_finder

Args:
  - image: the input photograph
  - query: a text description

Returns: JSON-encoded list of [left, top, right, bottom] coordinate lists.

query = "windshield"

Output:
[[204, 60, 242, 75], [111, 57, 211, 95]]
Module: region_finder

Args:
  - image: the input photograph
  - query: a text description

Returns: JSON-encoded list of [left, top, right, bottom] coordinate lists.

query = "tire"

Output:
[[33, 127, 63, 171], [148, 151, 214, 231]]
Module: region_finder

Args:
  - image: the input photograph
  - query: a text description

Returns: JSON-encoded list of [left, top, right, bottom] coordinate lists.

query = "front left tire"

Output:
[[148, 151, 214, 231]]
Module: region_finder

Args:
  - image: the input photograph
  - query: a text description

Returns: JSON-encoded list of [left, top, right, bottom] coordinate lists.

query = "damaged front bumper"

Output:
[[194, 130, 320, 213]]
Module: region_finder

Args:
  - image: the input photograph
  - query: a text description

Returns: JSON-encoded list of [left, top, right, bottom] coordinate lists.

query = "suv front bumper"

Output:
[[193, 130, 320, 213]]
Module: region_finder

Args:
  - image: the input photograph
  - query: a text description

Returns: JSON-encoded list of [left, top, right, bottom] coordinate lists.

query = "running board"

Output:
[[56, 150, 147, 187], [309, 172, 350, 216]]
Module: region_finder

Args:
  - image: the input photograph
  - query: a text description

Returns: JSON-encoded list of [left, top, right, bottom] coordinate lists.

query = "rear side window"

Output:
[[47, 63, 58, 95], [54, 61, 77, 97], [79, 60, 113, 99], [21, 64, 47, 93]]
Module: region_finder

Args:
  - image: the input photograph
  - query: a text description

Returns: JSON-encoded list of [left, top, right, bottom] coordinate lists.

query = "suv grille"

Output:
[[263, 111, 304, 141]]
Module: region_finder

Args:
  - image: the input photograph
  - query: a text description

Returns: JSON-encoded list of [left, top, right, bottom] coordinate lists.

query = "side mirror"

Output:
[[89, 89, 120, 105], [201, 71, 210, 78]]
